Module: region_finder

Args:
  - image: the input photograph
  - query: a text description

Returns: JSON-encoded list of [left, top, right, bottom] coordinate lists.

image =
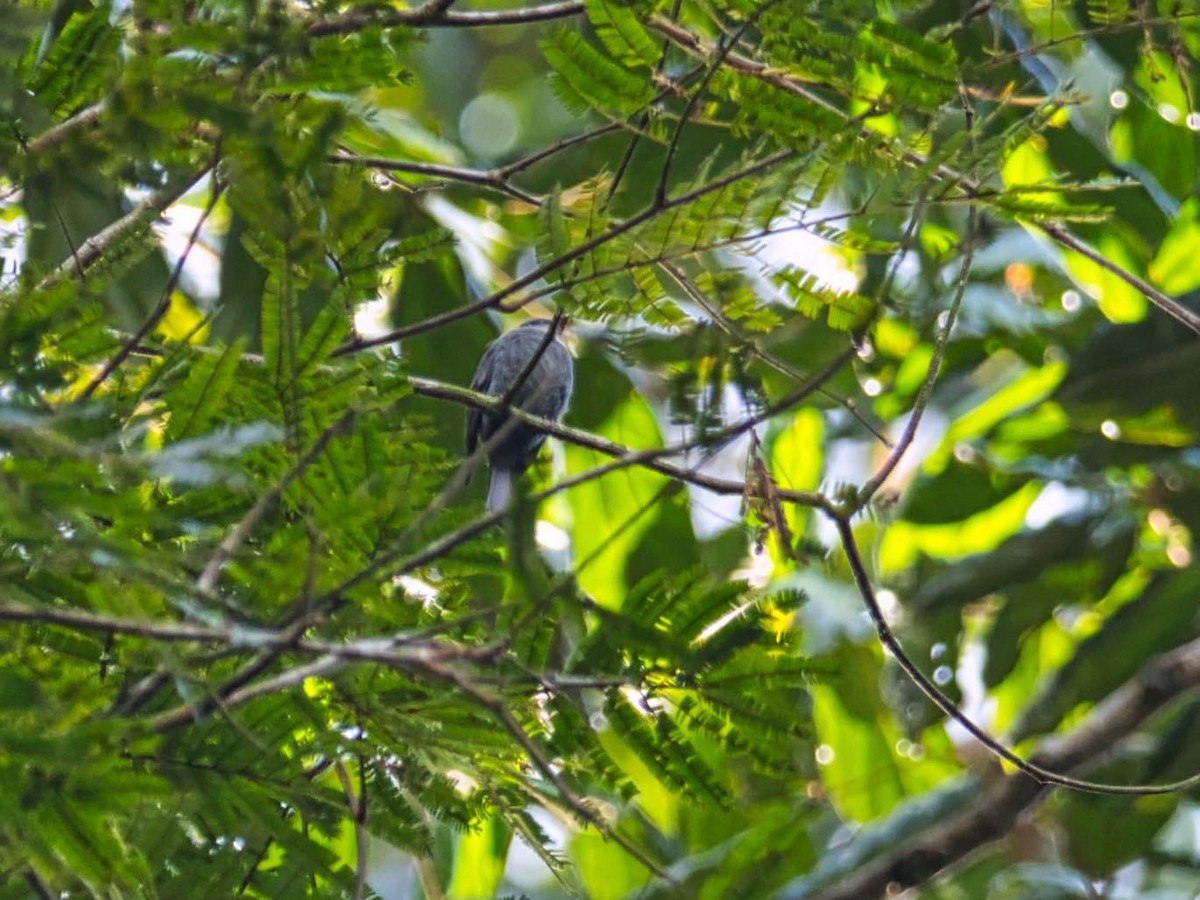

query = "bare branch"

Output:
[[333, 66, 702, 208], [407, 369, 837, 510], [80, 172, 225, 399], [1036, 220, 1200, 334], [804, 632, 1200, 900], [648, 15, 1200, 337], [35, 172, 208, 292], [0, 601, 232, 643], [653, 0, 779, 208], [981, 11, 1200, 66], [604, 0, 683, 205], [146, 655, 346, 732], [23, 100, 108, 155], [196, 409, 355, 594], [499, 122, 624, 178], [307, 1, 584, 37], [832, 513, 1200, 796], [331, 149, 796, 356], [852, 206, 976, 509], [330, 152, 545, 206]]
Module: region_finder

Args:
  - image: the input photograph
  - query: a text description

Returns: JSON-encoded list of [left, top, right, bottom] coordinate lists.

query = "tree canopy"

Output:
[[4, 0, 1200, 897]]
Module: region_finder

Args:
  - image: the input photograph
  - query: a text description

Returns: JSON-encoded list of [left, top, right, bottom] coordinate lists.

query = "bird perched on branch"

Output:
[[466, 318, 574, 511]]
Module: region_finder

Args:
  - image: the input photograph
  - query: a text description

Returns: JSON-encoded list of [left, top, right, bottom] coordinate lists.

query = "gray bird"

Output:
[[466, 319, 574, 511]]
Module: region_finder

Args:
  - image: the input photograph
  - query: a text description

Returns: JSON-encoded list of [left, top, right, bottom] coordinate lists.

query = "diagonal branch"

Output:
[[23, 100, 108, 155], [330, 152, 545, 206], [406, 366, 838, 510], [647, 15, 1200, 337], [331, 148, 797, 355], [35, 172, 208, 292], [851, 205, 976, 510], [307, 0, 584, 37], [80, 171, 225, 399], [801, 632, 1200, 900], [197, 409, 356, 594], [652, 0, 780, 208], [831, 513, 1200, 796]]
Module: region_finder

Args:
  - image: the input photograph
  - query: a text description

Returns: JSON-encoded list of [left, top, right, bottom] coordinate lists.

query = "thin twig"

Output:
[[653, 0, 778, 208], [337, 68, 703, 207], [806, 631, 1200, 900], [980, 11, 1200, 66], [852, 206, 976, 509], [1037, 220, 1200, 333], [23, 100, 108, 155], [334, 761, 369, 900], [331, 149, 797, 356], [47, 196, 84, 285], [196, 409, 355, 594], [831, 514, 1200, 796], [330, 152, 544, 206], [500, 122, 624, 178], [123, 337, 843, 555], [80, 172, 225, 400], [496, 310, 566, 408], [605, 0, 684, 205], [35, 174, 204, 292], [0, 601, 234, 642], [307, 0, 584, 37], [147, 655, 345, 732]]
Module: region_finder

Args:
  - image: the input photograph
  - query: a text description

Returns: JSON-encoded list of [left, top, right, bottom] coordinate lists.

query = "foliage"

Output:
[[4, 0, 1200, 897]]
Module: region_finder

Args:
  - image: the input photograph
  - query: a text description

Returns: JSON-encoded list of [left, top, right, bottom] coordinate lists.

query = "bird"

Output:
[[466, 319, 574, 511]]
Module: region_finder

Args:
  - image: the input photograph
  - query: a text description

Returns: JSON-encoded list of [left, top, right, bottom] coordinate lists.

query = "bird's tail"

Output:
[[487, 469, 513, 512]]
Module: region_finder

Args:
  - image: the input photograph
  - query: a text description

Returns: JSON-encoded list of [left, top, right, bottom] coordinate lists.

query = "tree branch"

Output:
[[196, 409, 355, 594], [832, 513, 1200, 796], [24, 100, 108, 155], [652, 0, 777, 208], [647, 15, 1200, 337], [306, 1, 584, 37], [406, 371, 836, 510], [331, 148, 796, 355], [146, 654, 347, 732], [330, 152, 545, 206], [80, 171, 224, 399], [851, 205, 976, 509], [35, 173, 207, 292], [800, 632, 1200, 900]]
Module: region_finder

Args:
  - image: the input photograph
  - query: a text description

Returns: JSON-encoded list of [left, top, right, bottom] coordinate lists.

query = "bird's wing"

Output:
[[465, 340, 497, 454]]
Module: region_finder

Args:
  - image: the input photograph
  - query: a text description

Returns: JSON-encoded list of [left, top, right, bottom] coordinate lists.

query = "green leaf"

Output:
[[542, 28, 656, 117], [164, 341, 246, 442], [586, 0, 661, 68], [773, 267, 874, 330], [1149, 197, 1200, 295]]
